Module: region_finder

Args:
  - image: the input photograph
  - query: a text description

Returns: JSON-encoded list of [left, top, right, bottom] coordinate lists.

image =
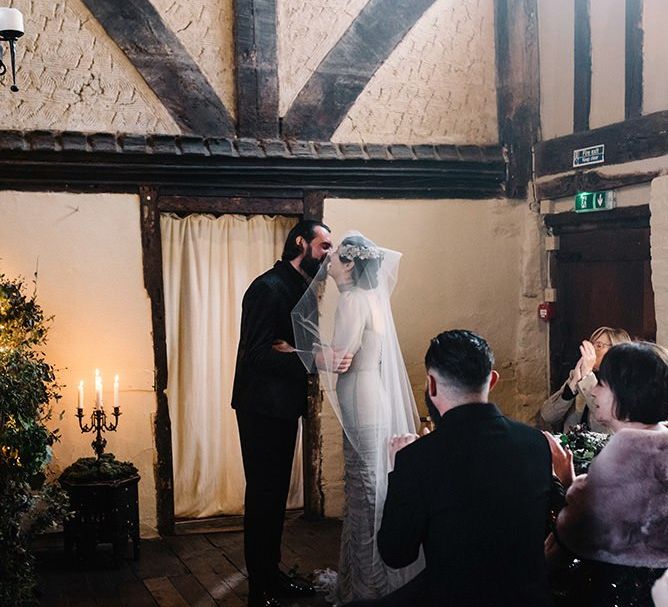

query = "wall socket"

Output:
[[544, 288, 557, 302]]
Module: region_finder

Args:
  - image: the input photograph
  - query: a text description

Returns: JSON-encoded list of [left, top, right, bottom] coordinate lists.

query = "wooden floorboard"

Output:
[[36, 517, 342, 607]]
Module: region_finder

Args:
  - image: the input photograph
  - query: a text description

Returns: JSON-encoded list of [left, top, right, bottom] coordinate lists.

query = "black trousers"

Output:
[[236, 408, 299, 596]]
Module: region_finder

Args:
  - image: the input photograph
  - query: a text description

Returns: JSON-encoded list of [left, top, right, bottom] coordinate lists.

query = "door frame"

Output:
[[140, 187, 326, 534], [544, 204, 652, 392]]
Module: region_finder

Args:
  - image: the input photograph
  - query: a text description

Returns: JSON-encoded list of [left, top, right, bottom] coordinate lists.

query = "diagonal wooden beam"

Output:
[[235, 0, 279, 138], [82, 0, 235, 137], [282, 0, 437, 141]]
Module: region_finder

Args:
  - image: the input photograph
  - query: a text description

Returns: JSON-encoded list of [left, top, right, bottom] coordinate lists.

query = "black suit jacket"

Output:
[[231, 260, 309, 419], [378, 403, 553, 607]]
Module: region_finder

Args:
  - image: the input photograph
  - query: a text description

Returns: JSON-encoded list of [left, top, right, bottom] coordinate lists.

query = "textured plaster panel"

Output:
[[643, 0, 668, 114], [332, 0, 498, 145], [149, 0, 236, 119], [589, 0, 625, 128], [650, 176, 668, 347], [538, 0, 574, 138], [321, 197, 546, 515], [0, 191, 159, 535], [1, 0, 178, 134], [277, 0, 368, 117]]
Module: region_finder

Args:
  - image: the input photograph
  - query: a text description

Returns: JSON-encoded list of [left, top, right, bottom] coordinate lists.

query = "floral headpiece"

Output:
[[338, 243, 385, 260]]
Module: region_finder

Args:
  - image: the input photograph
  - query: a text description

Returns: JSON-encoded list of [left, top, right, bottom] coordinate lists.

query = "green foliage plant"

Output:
[[0, 274, 69, 606]]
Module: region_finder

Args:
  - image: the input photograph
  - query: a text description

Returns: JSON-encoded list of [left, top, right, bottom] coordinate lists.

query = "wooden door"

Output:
[[547, 206, 656, 392]]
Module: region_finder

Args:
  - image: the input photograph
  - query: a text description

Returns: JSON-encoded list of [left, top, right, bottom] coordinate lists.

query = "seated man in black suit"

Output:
[[356, 330, 554, 607]]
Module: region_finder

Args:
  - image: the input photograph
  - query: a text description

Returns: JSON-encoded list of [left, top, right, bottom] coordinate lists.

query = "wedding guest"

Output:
[[541, 327, 630, 432], [546, 341, 668, 607], [231, 220, 333, 607], [349, 330, 554, 607]]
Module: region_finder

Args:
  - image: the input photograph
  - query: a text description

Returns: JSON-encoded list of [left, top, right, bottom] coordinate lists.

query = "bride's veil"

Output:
[[292, 231, 423, 587]]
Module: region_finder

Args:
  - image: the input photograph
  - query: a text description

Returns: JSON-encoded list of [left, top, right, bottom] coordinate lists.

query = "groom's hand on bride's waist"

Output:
[[334, 352, 353, 373]]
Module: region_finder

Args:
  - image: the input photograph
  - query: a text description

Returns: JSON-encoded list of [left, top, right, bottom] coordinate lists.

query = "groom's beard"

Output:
[[425, 389, 443, 428], [299, 244, 324, 278]]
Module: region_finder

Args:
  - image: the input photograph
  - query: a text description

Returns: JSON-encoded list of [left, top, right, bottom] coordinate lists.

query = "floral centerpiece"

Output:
[[557, 424, 610, 475]]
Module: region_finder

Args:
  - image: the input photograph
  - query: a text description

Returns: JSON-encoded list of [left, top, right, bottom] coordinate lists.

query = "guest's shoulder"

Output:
[[503, 415, 551, 451], [593, 427, 668, 470]]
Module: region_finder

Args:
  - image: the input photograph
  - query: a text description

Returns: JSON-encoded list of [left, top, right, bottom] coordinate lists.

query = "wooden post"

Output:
[[494, 0, 540, 198], [139, 185, 175, 535], [302, 191, 326, 519]]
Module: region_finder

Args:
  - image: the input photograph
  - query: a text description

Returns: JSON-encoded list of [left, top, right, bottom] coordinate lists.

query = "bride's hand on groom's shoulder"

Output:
[[388, 433, 420, 468]]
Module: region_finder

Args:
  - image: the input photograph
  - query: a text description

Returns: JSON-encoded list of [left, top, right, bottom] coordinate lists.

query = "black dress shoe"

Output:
[[248, 591, 283, 607], [272, 570, 316, 597]]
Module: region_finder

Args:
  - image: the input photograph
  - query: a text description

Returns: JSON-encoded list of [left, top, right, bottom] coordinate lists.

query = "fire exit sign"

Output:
[[574, 190, 615, 213]]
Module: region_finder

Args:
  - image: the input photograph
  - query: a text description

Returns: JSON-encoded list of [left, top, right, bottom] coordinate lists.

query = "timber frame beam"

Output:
[[534, 110, 668, 200], [494, 0, 540, 199], [0, 131, 505, 199]]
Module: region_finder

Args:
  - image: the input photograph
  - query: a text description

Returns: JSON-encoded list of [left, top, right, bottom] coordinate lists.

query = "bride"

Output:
[[292, 233, 424, 604]]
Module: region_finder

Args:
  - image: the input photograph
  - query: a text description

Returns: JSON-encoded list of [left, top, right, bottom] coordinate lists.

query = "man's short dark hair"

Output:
[[281, 219, 331, 262], [425, 330, 494, 392], [598, 341, 668, 424]]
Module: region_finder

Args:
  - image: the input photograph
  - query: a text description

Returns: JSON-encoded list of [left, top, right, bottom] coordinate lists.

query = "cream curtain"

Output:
[[161, 213, 303, 518]]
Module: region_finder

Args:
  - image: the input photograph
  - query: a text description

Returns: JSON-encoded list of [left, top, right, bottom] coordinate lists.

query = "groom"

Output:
[[232, 219, 332, 607]]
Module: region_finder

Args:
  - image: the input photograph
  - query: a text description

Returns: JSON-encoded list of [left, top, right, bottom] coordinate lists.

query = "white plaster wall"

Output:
[[537, 0, 574, 138], [331, 0, 498, 145], [0, 192, 158, 536], [320, 198, 546, 516], [2, 0, 178, 134], [643, 0, 668, 115], [650, 176, 668, 347], [589, 0, 625, 128], [149, 0, 236, 118], [277, 0, 368, 117]]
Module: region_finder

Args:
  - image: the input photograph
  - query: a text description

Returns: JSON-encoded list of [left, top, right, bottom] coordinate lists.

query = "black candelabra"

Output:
[[76, 406, 121, 459]]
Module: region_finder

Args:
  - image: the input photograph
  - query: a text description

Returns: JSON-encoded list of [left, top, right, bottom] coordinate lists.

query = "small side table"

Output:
[[62, 474, 140, 563]]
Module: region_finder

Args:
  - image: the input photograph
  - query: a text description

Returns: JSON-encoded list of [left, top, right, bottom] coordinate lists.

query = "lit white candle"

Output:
[[77, 380, 84, 411], [94, 369, 102, 409], [113, 374, 119, 408]]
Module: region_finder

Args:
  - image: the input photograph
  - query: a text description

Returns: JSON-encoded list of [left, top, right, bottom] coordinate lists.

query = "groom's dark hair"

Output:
[[426, 330, 494, 392], [282, 219, 331, 261]]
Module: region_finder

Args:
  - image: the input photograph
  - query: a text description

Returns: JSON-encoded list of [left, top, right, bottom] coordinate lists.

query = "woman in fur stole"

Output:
[[545, 341, 668, 607]]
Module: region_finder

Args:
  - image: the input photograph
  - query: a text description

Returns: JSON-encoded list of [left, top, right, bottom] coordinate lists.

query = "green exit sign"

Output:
[[574, 190, 615, 213]]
